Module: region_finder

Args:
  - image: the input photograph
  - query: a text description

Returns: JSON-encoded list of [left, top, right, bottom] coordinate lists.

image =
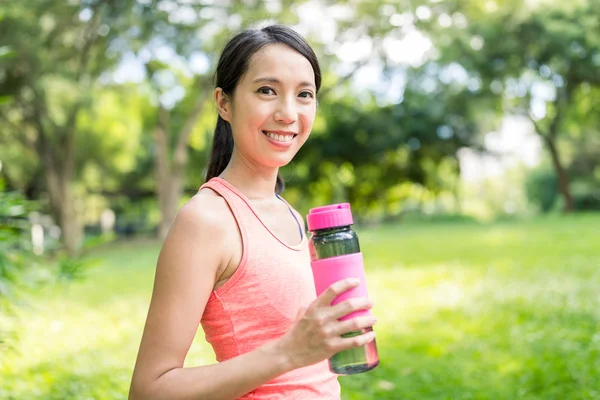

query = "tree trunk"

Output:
[[158, 173, 183, 240], [154, 84, 210, 240], [453, 155, 462, 214], [34, 97, 83, 256], [530, 85, 574, 214], [55, 181, 81, 256], [542, 135, 573, 213], [156, 181, 180, 240], [154, 109, 191, 240], [40, 141, 82, 255]]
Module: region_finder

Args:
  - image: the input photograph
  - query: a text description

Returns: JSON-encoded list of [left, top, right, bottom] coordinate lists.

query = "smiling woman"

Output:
[[214, 42, 317, 163], [128, 25, 377, 400], [204, 27, 322, 194]]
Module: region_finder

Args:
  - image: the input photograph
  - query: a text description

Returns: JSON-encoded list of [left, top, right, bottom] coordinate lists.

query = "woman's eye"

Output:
[[258, 87, 275, 95], [299, 91, 315, 99]]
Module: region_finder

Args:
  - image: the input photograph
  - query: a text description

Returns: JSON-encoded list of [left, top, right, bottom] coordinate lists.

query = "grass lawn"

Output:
[[2, 214, 600, 399]]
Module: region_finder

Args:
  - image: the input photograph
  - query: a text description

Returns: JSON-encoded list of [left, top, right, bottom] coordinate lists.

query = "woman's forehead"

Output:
[[243, 43, 315, 86]]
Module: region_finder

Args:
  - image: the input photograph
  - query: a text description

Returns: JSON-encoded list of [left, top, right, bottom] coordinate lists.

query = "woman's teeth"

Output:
[[264, 131, 294, 142]]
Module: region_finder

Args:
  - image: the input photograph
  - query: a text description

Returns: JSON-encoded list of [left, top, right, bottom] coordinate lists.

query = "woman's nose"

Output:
[[274, 97, 297, 124]]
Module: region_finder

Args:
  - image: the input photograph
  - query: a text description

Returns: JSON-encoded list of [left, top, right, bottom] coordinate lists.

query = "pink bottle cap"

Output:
[[307, 203, 354, 231]]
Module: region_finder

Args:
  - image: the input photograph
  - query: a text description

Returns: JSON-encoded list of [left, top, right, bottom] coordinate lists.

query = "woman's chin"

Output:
[[260, 149, 299, 168], [269, 158, 294, 169], [261, 155, 295, 169]]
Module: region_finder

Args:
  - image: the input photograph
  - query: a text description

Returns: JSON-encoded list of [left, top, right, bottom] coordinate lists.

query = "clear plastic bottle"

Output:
[[307, 203, 379, 375]]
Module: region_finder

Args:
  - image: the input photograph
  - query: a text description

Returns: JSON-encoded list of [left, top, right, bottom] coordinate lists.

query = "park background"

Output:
[[1, 0, 599, 398]]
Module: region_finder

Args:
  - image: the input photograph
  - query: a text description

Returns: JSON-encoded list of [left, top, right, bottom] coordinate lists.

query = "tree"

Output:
[[418, 0, 600, 212], [291, 81, 481, 218], [0, 1, 137, 254]]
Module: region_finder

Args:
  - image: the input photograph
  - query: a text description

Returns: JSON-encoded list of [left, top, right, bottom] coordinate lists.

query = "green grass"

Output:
[[2, 214, 600, 399]]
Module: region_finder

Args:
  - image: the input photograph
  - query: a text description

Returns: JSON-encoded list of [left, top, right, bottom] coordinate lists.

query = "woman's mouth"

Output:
[[262, 131, 297, 143]]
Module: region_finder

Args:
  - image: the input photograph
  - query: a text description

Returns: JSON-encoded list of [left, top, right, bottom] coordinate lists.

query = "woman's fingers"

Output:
[[327, 296, 373, 321], [280, 280, 377, 369], [314, 278, 360, 308], [332, 315, 377, 336], [331, 328, 377, 352]]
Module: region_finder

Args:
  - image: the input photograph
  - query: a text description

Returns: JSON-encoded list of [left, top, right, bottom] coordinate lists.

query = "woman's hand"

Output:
[[273, 278, 377, 370]]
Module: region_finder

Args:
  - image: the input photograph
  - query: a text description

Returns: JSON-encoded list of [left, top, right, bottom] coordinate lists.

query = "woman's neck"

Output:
[[218, 152, 279, 201]]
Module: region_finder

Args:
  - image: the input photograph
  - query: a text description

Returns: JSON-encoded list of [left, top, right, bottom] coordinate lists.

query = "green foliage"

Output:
[[525, 166, 559, 212], [0, 171, 103, 349], [2, 0, 600, 248], [290, 87, 479, 219], [525, 128, 600, 213], [0, 176, 48, 292], [568, 131, 600, 211], [0, 182, 46, 349], [417, 0, 600, 212], [2, 215, 600, 399], [0, 0, 149, 253], [55, 248, 102, 282], [572, 183, 600, 211]]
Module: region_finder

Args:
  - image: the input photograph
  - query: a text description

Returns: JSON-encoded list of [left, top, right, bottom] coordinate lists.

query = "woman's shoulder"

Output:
[[165, 189, 235, 242], [173, 188, 236, 238]]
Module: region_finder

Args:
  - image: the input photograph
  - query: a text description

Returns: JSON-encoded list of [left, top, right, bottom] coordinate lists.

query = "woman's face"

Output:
[[216, 43, 317, 170]]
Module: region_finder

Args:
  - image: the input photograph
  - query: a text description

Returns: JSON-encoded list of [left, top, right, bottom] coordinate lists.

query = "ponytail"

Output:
[[205, 115, 234, 183], [205, 115, 285, 194]]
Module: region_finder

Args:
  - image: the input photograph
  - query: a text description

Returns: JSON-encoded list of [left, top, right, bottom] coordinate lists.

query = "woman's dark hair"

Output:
[[205, 24, 321, 194]]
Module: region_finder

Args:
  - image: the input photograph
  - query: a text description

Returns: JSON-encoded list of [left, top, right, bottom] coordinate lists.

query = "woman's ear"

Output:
[[215, 88, 231, 122]]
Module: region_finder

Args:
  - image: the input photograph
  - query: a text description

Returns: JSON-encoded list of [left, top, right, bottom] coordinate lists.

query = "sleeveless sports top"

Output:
[[198, 177, 341, 399]]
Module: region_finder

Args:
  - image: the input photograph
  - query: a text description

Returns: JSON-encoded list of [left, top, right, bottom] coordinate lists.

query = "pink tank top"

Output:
[[199, 177, 341, 399]]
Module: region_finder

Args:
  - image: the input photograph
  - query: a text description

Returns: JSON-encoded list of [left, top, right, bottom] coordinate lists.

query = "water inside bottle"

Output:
[[329, 327, 379, 375]]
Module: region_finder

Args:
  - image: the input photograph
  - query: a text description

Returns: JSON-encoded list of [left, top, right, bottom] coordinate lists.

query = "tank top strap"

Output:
[[199, 178, 256, 221], [200, 177, 307, 251], [198, 177, 253, 255], [276, 193, 304, 239]]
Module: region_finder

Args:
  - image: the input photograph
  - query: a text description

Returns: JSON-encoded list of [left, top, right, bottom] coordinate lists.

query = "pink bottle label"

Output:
[[310, 252, 371, 321]]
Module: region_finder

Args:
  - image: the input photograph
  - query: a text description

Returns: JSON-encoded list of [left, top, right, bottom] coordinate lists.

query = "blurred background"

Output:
[[1, 0, 599, 399]]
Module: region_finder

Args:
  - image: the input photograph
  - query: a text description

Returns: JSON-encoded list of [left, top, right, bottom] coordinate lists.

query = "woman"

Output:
[[129, 24, 376, 400]]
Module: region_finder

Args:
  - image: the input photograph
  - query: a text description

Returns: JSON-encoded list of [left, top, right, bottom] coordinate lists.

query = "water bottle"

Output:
[[306, 203, 379, 375]]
